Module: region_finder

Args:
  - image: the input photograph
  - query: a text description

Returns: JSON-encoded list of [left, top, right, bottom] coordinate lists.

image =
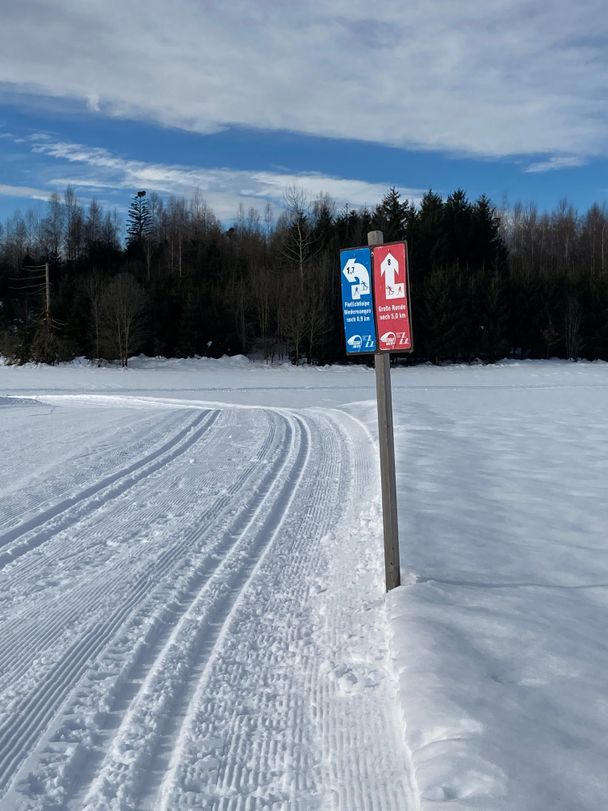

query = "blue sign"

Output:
[[340, 247, 377, 354]]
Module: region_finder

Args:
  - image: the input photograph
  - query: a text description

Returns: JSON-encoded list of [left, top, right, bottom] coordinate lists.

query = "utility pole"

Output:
[[368, 230, 401, 591], [44, 262, 51, 326], [11, 261, 56, 363]]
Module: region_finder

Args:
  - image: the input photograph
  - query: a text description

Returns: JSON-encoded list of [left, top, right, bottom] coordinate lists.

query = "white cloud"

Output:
[[524, 156, 587, 173], [0, 182, 51, 202], [0, 1, 607, 159], [28, 137, 423, 219]]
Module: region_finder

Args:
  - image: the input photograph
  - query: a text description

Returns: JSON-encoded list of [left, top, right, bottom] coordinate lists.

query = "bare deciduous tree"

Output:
[[98, 273, 147, 367]]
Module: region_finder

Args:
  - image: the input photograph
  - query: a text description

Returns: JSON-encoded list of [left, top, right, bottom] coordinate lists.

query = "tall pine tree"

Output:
[[373, 187, 411, 243], [126, 191, 152, 249]]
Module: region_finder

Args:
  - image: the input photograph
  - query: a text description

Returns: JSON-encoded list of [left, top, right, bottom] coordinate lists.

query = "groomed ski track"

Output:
[[0, 396, 414, 810]]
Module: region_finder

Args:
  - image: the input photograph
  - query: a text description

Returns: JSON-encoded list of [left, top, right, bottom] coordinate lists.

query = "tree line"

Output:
[[0, 185, 607, 365]]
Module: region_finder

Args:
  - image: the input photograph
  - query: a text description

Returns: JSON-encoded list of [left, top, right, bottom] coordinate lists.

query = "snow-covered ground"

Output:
[[1, 357, 607, 810]]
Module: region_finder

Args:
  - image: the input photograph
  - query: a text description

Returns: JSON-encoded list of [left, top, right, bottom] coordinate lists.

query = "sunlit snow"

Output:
[[1, 357, 606, 810]]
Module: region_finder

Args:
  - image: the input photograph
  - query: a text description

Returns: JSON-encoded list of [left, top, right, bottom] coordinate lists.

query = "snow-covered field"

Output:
[[1, 357, 607, 810]]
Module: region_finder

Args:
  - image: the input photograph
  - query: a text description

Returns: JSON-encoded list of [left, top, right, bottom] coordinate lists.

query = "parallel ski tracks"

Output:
[[0, 408, 221, 706], [76, 412, 309, 809], [188, 412, 343, 811], [0, 409, 187, 533], [0, 409, 219, 572], [0, 412, 279, 697], [0, 408, 294, 802], [0, 409, 220, 795], [0, 403, 414, 810]]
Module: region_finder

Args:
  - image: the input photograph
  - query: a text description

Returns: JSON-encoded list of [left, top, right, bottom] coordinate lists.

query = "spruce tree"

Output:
[[126, 191, 152, 248], [471, 195, 508, 272], [373, 187, 411, 242], [443, 188, 473, 268], [410, 190, 445, 277]]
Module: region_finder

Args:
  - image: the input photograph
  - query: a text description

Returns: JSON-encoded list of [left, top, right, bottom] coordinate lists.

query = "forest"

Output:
[[0, 185, 607, 366]]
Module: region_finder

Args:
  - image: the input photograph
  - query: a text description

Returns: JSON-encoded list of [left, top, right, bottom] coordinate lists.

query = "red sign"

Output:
[[372, 242, 413, 352]]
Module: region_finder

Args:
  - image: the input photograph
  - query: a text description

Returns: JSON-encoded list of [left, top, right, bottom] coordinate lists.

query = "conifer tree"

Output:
[[410, 190, 445, 276], [443, 188, 473, 268], [373, 187, 411, 242], [126, 191, 152, 248], [471, 195, 508, 272]]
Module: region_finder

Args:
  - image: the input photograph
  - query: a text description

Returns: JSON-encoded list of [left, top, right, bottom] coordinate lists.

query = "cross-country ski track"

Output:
[[0, 394, 415, 811]]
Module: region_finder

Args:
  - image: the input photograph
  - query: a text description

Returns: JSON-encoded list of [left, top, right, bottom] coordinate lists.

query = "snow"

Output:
[[384, 360, 608, 810], [1, 356, 607, 809]]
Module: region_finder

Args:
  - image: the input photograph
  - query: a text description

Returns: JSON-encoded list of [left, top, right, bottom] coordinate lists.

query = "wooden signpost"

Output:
[[339, 231, 414, 591]]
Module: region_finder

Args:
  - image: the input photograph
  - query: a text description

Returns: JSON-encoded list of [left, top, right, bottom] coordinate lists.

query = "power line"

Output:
[[9, 263, 52, 325]]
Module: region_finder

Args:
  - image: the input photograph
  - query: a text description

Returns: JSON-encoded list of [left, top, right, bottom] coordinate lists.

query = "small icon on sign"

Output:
[[347, 334, 363, 350], [380, 331, 397, 347], [387, 283, 405, 300]]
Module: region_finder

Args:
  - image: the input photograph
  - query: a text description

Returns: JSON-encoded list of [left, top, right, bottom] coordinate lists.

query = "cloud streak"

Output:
[[524, 156, 587, 173], [0, 182, 52, 202], [0, 1, 607, 160], [24, 136, 423, 219]]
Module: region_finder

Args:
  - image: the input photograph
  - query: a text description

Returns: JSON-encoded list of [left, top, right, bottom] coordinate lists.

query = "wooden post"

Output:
[[368, 230, 401, 591]]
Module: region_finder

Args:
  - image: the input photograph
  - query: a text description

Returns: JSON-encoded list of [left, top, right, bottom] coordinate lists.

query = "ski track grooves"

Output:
[[157, 413, 310, 811], [0, 409, 220, 796], [76, 412, 308, 810], [0, 408, 296, 804], [0, 412, 279, 703], [196, 411, 342, 811], [0, 403, 415, 810], [0, 409, 185, 533], [0, 410, 218, 571]]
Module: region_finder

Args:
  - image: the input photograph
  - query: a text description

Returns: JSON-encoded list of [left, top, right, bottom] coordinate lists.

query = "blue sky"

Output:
[[1, 0, 607, 224]]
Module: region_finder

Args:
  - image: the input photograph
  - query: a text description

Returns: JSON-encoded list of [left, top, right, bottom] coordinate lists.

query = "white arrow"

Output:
[[343, 258, 370, 299], [380, 253, 399, 289], [381, 252, 405, 299]]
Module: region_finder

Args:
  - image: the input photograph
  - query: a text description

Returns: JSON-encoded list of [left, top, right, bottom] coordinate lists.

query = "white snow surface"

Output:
[[1, 356, 607, 810]]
